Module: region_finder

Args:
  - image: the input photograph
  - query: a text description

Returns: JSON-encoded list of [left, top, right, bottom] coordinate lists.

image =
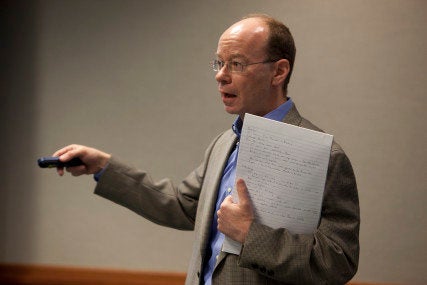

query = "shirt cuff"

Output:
[[93, 164, 109, 182]]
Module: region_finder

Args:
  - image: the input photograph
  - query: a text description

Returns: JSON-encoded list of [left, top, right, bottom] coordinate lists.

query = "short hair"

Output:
[[244, 14, 296, 95]]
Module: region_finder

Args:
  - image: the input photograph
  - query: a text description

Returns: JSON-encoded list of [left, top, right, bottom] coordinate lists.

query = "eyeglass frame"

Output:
[[210, 58, 278, 73]]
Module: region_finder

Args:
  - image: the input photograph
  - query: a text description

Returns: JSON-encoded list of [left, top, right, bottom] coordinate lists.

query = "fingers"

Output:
[[53, 144, 77, 158], [219, 179, 250, 207], [53, 144, 83, 162], [57, 167, 65, 176], [235, 178, 251, 206], [65, 165, 88, 176], [52, 144, 85, 176], [223, 195, 233, 204], [217, 179, 254, 243], [53, 145, 74, 176], [217, 196, 233, 224]]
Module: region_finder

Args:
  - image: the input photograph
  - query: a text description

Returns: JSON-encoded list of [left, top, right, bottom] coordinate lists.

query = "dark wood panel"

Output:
[[0, 263, 397, 285]]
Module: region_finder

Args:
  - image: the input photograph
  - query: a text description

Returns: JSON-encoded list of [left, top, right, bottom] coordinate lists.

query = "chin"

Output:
[[224, 107, 240, 116], [224, 106, 234, 113]]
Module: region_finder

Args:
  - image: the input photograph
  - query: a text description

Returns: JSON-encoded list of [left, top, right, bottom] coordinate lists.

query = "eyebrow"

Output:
[[216, 53, 248, 62]]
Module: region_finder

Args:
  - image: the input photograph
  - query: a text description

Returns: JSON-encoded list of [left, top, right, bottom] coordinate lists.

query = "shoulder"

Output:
[[287, 104, 347, 155], [286, 104, 324, 133]]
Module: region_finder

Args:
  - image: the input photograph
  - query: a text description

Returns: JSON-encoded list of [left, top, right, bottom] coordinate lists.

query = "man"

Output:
[[54, 14, 359, 285]]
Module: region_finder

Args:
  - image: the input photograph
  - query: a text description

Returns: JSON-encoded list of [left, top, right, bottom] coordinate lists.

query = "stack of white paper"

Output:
[[223, 113, 333, 255]]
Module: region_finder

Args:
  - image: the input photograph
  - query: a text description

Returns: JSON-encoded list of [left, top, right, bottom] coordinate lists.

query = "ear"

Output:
[[271, 59, 290, 87]]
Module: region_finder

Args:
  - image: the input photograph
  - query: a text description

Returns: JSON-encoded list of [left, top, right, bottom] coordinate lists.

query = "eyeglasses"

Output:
[[211, 59, 277, 73]]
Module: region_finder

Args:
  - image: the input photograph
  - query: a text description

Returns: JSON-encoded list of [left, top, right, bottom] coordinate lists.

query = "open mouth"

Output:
[[223, 92, 237, 98]]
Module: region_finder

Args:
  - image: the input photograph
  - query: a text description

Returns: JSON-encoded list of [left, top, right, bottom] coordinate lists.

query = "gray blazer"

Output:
[[94, 105, 360, 285]]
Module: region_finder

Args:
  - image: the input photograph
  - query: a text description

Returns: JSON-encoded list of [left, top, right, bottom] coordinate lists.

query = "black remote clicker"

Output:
[[37, 156, 84, 168]]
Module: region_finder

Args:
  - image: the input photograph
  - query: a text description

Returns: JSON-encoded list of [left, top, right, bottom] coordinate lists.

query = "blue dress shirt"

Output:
[[202, 98, 294, 285]]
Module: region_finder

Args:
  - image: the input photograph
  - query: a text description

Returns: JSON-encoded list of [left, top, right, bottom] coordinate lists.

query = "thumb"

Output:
[[54, 145, 81, 162], [235, 178, 251, 205]]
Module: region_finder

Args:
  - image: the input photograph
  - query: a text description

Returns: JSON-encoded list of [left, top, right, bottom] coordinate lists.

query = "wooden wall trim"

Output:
[[0, 263, 396, 285], [0, 263, 186, 285]]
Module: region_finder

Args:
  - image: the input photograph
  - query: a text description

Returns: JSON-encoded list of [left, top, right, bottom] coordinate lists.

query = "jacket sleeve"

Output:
[[238, 143, 360, 285], [93, 134, 223, 231]]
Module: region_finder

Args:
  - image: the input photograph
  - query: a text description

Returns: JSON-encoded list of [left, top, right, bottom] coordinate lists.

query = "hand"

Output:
[[53, 144, 111, 177], [217, 178, 254, 243]]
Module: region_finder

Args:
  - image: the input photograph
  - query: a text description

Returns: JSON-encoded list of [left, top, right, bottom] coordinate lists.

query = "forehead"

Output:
[[216, 18, 269, 60]]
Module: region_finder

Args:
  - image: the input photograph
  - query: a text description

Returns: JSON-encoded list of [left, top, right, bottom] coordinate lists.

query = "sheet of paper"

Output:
[[222, 113, 333, 255]]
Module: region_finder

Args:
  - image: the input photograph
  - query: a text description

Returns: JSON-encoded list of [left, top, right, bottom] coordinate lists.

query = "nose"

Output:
[[215, 64, 231, 84]]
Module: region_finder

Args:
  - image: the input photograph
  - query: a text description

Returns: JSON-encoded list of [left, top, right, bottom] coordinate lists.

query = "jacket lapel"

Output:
[[198, 130, 238, 259]]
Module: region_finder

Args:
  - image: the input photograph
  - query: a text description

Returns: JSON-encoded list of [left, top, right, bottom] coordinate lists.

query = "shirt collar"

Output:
[[232, 97, 294, 138]]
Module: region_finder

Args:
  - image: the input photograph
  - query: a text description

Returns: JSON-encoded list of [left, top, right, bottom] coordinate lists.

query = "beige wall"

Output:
[[1, 0, 426, 284]]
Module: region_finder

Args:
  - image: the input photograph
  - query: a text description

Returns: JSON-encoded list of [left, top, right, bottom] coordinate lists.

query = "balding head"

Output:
[[218, 17, 270, 63], [226, 14, 296, 95]]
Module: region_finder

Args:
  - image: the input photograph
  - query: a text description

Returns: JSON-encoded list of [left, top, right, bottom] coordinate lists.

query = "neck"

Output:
[[239, 96, 288, 121]]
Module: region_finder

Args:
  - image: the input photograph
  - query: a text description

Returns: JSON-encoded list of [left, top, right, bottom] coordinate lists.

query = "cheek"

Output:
[[234, 76, 254, 95], [234, 72, 271, 101], [240, 81, 267, 101]]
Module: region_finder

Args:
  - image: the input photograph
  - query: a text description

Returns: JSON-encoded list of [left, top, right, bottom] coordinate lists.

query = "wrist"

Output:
[[99, 153, 111, 169]]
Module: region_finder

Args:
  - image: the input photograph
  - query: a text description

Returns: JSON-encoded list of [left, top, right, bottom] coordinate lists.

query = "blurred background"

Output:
[[1, 0, 426, 284]]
